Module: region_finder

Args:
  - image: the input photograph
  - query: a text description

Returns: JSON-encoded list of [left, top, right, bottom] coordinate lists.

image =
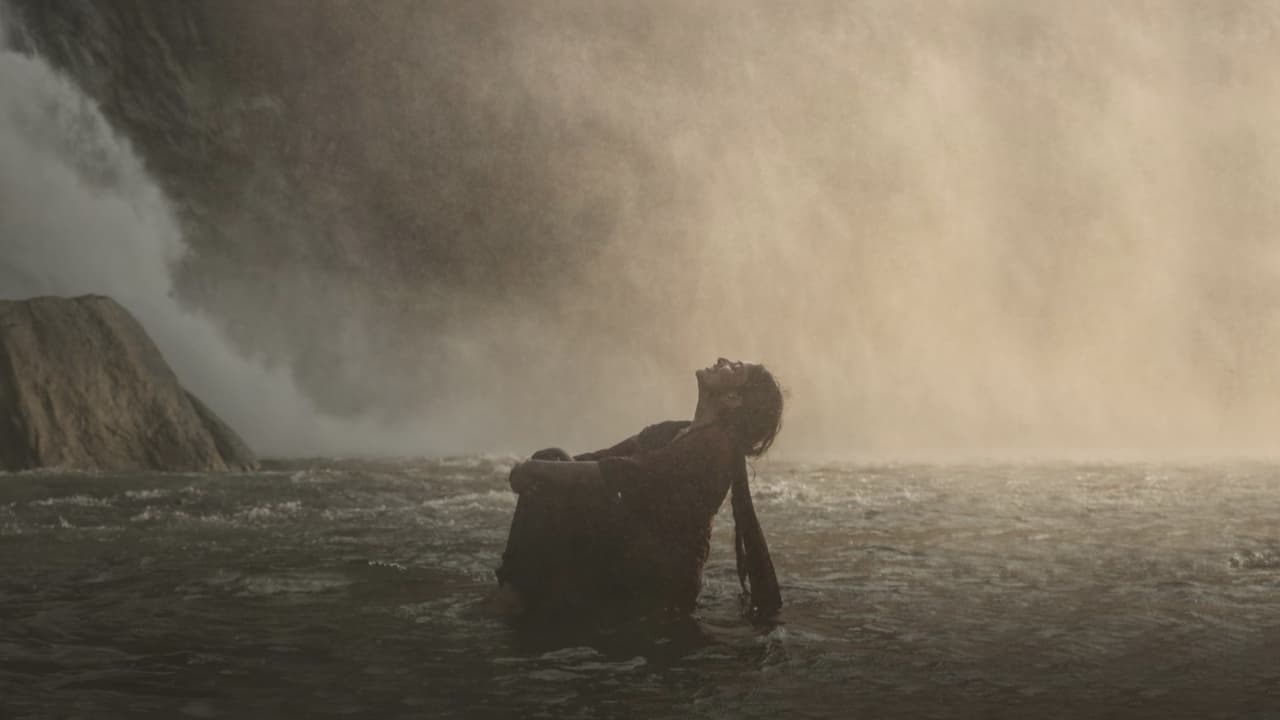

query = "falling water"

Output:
[[0, 8, 441, 456]]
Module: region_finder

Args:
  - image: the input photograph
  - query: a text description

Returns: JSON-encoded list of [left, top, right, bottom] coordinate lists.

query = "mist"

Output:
[[0, 10, 448, 456], [6, 1, 1280, 457]]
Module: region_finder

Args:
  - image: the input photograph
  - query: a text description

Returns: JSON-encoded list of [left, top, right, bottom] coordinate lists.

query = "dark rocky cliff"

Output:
[[0, 295, 256, 472]]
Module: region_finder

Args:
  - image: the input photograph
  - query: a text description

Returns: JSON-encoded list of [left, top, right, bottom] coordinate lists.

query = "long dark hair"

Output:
[[721, 365, 784, 618]]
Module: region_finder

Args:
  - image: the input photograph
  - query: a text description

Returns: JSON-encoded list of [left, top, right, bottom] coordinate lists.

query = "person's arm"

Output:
[[508, 460, 605, 495], [591, 424, 727, 504]]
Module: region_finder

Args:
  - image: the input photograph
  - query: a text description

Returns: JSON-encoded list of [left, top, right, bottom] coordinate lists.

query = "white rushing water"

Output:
[[0, 10, 443, 457]]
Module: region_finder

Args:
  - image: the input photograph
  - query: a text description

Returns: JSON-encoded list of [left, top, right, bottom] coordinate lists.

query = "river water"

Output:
[[2, 458, 1279, 719]]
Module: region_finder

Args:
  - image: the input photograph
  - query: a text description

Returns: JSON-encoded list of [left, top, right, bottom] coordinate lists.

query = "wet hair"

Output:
[[721, 364, 784, 458], [719, 363, 785, 617]]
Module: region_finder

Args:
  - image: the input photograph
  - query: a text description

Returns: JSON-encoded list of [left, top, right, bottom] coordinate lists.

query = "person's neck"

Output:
[[689, 389, 722, 429]]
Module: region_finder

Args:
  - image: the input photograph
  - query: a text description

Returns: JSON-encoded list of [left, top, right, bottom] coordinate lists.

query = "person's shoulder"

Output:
[[637, 420, 692, 450], [671, 422, 735, 458]]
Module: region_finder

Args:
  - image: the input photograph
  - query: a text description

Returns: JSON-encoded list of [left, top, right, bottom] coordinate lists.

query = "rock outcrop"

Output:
[[0, 295, 256, 472]]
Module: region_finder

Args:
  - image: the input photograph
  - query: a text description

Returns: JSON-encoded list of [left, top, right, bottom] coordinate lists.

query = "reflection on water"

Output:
[[2, 458, 1280, 718]]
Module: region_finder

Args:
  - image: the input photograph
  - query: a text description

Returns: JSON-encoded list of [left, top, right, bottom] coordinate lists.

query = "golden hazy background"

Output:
[[5, 1, 1280, 457]]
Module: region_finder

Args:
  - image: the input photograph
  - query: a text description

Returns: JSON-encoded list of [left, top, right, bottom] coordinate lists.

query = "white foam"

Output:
[[421, 490, 514, 512], [236, 572, 352, 596], [31, 494, 113, 507]]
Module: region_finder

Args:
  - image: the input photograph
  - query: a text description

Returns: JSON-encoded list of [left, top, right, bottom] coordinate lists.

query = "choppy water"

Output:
[[2, 459, 1279, 719]]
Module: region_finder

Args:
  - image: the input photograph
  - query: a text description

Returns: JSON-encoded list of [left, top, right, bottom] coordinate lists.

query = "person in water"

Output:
[[496, 357, 784, 619]]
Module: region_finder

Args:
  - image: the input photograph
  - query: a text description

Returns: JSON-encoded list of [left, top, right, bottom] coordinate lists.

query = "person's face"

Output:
[[696, 357, 756, 393]]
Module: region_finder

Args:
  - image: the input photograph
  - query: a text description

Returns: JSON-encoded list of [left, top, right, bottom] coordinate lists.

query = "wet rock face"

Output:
[[0, 295, 256, 472]]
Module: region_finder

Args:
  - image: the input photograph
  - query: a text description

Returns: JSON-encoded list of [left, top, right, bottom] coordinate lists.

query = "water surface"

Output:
[[2, 459, 1279, 718]]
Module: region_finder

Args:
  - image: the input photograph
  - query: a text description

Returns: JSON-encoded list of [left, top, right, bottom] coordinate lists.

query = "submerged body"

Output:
[[496, 421, 735, 616], [497, 357, 785, 619]]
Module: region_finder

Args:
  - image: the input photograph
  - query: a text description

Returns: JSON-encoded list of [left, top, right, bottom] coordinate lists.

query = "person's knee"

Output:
[[531, 447, 572, 461]]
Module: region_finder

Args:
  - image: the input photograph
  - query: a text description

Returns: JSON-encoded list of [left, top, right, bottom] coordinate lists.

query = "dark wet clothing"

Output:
[[497, 421, 736, 616]]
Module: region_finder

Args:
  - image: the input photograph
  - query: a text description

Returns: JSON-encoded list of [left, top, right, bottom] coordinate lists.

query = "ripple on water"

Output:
[[128, 501, 304, 527], [122, 486, 205, 500], [289, 468, 343, 485], [394, 596, 480, 626], [1228, 549, 1280, 570], [234, 572, 354, 597], [493, 646, 648, 686], [7, 460, 1280, 718], [0, 504, 22, 535], [31, 494, 114, 508], [421, 490, 515, 512]]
